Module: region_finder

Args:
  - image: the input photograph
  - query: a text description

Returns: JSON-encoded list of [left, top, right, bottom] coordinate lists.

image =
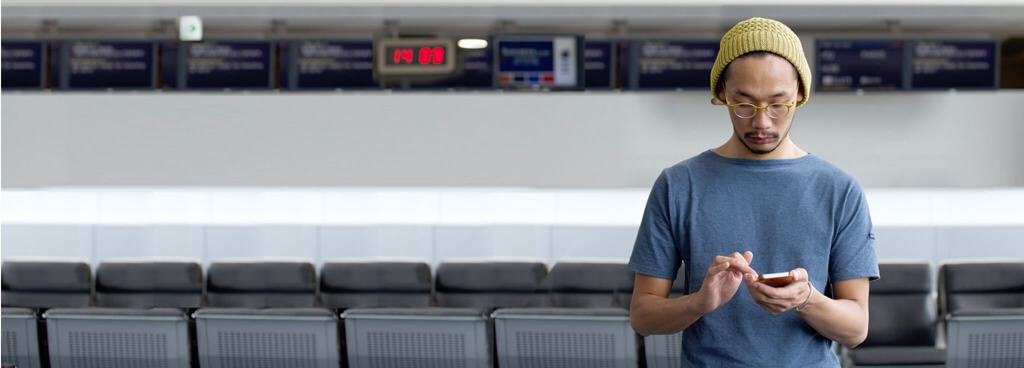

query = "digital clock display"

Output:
[[376, 38, 455, 75], [385, 45, 447, 66]]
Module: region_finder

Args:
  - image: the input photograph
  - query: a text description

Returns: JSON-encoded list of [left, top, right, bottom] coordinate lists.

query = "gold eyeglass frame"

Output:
[[723, 96, 797, 119]]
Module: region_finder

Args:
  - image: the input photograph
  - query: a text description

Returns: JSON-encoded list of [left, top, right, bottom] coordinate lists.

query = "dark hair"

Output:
[[714, 51, 800, 98]]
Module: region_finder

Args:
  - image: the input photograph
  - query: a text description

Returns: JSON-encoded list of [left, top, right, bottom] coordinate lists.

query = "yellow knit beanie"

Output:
[[710, 17, 812, 107]]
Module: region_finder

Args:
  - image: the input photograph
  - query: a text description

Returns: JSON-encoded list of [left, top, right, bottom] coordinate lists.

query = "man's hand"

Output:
[[743, 267, 812, 315], [694, 251, 756, 314]]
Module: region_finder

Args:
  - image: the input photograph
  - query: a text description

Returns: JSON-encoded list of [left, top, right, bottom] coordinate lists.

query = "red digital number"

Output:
[[391, 48, 411, 64], [432, 47, 444, 65], [393, 46, 445, 65]]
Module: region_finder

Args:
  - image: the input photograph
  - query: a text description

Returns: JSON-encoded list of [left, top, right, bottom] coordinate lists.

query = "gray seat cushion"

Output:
[[951, 307, 1024, 317], [320, 293, 431, 309], [1, 307, 36, 317], [491, 307, 628, 317], [848, 346, 946, 366], [43, 307, 187, 319], [341, 307, 487, 318], [193, 308, 335, 318]]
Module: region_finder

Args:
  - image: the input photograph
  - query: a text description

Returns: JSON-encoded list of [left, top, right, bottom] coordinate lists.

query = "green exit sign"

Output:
[[178, 15, 203, 42]]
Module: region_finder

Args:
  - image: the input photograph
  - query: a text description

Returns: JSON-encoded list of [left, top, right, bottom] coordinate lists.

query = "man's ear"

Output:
[[712, 86, 727, 105]]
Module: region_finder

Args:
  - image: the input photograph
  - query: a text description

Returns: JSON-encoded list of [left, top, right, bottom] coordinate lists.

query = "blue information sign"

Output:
[[291, 40, 376, 89], [633, 40, 718, 89], [584, 41, 613, 89], [910, 40, 997, 89], [1, 42, 45, 89], [817, 40, 904, 90], [495, 36, 582, 89], [64, 41, 155, 89], [183, 41, 272, 89]]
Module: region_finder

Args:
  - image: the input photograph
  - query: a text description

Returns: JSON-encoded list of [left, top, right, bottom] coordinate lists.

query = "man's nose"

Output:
[[751, 109, 773, 129]]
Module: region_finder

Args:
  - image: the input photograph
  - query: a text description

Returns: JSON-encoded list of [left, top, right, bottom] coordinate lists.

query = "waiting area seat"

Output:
[[1, 307, 42, 368], [939, 261, 1024, 368], [194, 308, 340, 368], [193, 260, 340, 368], [3, 258, 1023, 368], [493, 307, 636, 368], [843, 261, 945, 368], [342, 307, 492, 368], [43, 308, 191, 368], [43, 260, 201, 368], [1, 260, 92, 368], [492, 260, 638, 368], [343, 260, 550, 368]]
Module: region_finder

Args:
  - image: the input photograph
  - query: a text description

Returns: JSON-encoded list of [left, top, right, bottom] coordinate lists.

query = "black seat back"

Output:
[[95, 261, 203, 308], [435, 260, 548, 308], [863, 262, 936, 346], [546, 261, 633, 308], [939, 261, 1024, 315], [206, 260, 316, 308], [1, 260, 92, 308], [320, 261, 432, 308]]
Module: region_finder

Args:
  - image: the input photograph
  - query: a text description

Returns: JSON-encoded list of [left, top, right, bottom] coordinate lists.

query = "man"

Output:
[[627, 17, 879, 367]]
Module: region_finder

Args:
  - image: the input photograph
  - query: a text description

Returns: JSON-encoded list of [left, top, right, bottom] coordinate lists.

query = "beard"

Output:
[[735, 120, 792, 155]]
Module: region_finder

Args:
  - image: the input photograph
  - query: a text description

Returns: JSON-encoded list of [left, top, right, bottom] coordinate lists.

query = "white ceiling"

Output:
[[2, 2, 1023, 36]]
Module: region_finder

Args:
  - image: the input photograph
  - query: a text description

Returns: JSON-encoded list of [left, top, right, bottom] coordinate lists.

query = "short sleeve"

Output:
[[628, 170, 683, 281], [829, 180, 880, 283]]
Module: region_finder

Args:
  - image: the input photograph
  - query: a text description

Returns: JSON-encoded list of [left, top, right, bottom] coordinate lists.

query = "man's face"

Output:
[[717, 54, 803, 155]]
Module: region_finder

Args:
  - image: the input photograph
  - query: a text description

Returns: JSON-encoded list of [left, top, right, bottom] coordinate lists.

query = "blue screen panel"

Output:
[[910, 40, 997, 89], [817, 40, 904, 90], [184, 41, 272, 89]]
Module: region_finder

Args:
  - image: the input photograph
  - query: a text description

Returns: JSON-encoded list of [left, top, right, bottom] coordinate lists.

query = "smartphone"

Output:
[[757, 272, 795, 287]]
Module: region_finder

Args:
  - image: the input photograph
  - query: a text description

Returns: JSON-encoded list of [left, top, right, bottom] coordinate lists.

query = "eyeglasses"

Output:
[[724, 96, 796, 119]]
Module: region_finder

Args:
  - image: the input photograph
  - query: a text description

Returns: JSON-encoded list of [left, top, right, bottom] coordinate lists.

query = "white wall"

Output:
[[3, 188, 1023, 267], [3, 90, 1023, 188]]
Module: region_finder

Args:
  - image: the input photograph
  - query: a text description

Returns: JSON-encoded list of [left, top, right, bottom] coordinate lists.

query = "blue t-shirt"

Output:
[[628, 149, 879, 367]]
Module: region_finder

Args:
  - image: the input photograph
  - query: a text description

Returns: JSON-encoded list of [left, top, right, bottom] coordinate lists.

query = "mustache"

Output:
[[744, 132, 779, 139]]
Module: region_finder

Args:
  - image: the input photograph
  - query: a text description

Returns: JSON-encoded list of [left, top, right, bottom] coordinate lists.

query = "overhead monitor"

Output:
[[631, 40, 718, 89], [181, 41, 273, 89], [62, 41, 156, 89], [909, 40, 998, 89], [817, 39, 904, 91], [1, 41, 46, 89], [494, 35, 583, 90], [290, 40, 377, 89], [584, 41, 615, 89]]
